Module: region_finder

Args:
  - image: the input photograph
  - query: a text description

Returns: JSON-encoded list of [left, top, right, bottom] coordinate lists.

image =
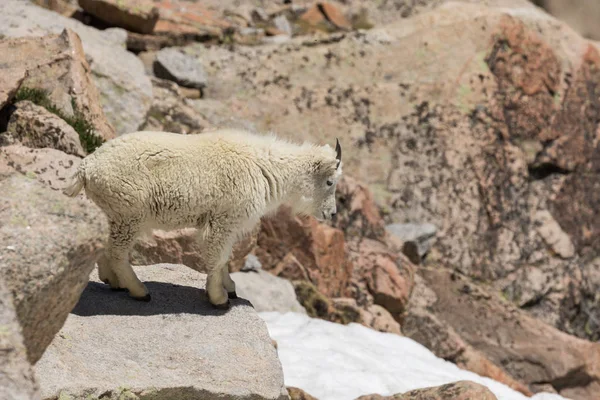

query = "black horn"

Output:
[[335, 138, 342, 168]]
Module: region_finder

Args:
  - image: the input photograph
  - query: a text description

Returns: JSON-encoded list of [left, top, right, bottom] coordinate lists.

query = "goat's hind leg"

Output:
[[104, 219, 150, 301]]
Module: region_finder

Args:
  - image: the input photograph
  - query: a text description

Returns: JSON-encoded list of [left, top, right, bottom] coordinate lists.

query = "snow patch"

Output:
[[259, 311, 569, 400]]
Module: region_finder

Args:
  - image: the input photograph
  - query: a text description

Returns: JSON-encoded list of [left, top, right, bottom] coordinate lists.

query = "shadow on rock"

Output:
[[72, 281, 253, 317]]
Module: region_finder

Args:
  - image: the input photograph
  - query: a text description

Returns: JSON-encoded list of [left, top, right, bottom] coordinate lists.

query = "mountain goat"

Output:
[[63, 128, 343, 309]]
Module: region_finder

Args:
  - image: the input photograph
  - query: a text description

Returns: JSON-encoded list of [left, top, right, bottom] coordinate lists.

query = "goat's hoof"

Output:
[[228, 291, 238, 299], [211, 300, 230, 310], [132, 294, 152, 302]]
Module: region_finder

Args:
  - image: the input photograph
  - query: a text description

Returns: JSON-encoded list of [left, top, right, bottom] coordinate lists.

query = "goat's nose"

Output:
[[331, 212, 337, 221]]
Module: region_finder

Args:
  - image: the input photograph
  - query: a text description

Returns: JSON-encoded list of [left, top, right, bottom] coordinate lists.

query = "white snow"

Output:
[[259, 311, 570, 400]]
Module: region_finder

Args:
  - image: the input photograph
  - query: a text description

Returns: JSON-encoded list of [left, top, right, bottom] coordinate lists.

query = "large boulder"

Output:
[[35, 264, 289, 400], [0, 28, 114, 143], [5, 101, 86, 157], [253, 206, 353, 299], [409, 267, 600, 399], [403, 275, 532, 396], [0, 279, 40, 400], [0, 0, 152, 134], [0, 174, 107, 364], [197, 0, 600, 344]]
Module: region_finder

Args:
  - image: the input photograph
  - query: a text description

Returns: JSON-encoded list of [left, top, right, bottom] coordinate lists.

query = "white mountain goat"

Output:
[[63, 129, 343, 309]]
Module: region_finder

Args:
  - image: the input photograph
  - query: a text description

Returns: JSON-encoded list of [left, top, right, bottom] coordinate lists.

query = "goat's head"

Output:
[[294, 138, 343, 221]]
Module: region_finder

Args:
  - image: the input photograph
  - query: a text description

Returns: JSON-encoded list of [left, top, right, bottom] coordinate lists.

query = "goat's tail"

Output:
[[63, 163, 86, 198]]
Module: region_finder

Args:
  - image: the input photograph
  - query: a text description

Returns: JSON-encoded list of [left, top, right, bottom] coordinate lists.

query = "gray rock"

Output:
[[241, 253, 262, 272], [239, 27, 265, 37], [6, 101, 85, 157], [0, 279, 40, 400], [0, 0, 152, 135], [251, 8, 270, 23], [154, 47, 208, 89], [385, 223, 437, 264], [0, 174, 107, 364], [232, 270, 306, 314], [35, 264, 289, 400], [102, 27, 129, 49], [534, 210, 575, 259], [273, 15, 292, 36], [262, 35, 292, 45]]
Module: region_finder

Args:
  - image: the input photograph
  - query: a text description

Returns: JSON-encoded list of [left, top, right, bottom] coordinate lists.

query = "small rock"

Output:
[[232, 269, 306, 314], [333, 298, 401, 335], [361, 304, 401, 335], [266, 26, 289, 37], [319, 2, 352, 31], [534, 209, 575, 259], [299, 2, 352, 32], [241, 253, 262, 272], [152, 0, 232, 40], [359, 238, 414, 314], [385, 223, 437, 264], [78, 0, 160, 34], [251, 8, 270, 23], [154, 47, 208, 90], [262, 35, 292, 45], [502, 266, 550, 307], [287, 386, 319, 400], [274, 15, 292, 36], [239, 27, 265, 37], [355, 380, 498, 400], [6, 101, 86, 157]]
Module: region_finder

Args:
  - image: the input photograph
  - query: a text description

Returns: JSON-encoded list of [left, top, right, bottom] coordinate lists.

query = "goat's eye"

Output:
[[326, 180, 333, 186]]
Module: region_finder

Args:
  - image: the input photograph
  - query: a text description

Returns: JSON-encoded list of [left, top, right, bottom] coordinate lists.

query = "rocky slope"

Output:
[[2, 0, 600, 399], [184, 0, 600, 345]]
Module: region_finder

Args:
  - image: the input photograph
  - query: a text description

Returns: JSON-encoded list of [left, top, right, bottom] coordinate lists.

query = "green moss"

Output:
[[57, 392, 74, 400], [293, 280, 361, 325], [293, 280, 331, 319], [13, 87, 104, 154]]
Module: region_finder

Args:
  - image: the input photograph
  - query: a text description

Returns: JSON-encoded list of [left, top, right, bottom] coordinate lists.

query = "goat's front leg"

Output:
[[222, 263, 237, 299], [202, 232, 235, 309]]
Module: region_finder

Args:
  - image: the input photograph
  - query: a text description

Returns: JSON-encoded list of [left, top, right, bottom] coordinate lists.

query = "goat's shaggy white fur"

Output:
[[64, 128, 343, 308]]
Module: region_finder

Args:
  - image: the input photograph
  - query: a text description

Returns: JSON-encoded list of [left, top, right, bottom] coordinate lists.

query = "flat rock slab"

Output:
[[35, 263, 288, 400]]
